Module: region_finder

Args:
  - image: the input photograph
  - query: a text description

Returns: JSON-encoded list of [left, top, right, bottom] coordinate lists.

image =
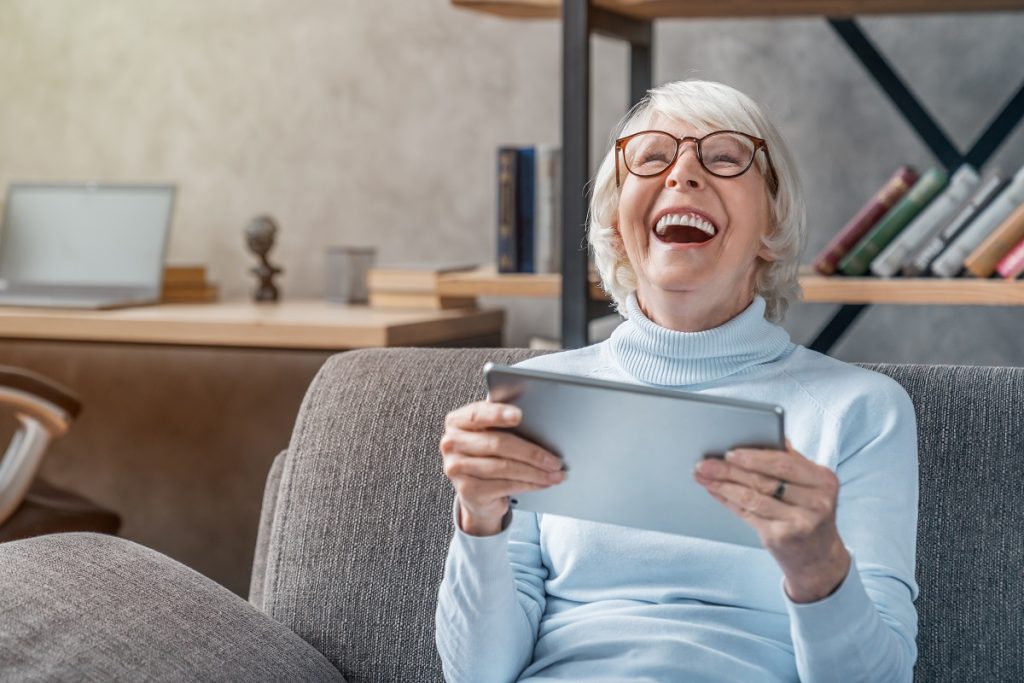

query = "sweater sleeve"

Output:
[[435, 500, 548, 683], [787, 376, 919, 683]]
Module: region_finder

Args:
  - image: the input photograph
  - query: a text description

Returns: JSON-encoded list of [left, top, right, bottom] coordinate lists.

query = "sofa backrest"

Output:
[[255, 349, 1023, 683], [870, 362, 1023, 682]]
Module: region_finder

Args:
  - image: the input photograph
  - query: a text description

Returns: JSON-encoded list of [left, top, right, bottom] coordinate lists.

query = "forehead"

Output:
[[645, 112, 719, 139]]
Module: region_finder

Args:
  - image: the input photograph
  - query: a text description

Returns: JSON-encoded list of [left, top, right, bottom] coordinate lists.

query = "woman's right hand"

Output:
[[440, 400, 565, 536]]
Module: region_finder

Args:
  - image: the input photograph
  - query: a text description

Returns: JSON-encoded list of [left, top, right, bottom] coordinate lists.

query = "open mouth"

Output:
[[653, 212, 717, 245]]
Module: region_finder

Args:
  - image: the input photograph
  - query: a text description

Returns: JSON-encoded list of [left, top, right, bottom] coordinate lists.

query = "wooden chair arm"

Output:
[[0, 368, 83, 526], [0, 368, 81, 436]]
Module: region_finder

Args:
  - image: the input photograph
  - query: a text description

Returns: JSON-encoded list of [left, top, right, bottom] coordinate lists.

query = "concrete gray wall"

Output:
[[2, 2, 1023, 357], [1, 1, 1022, 592]]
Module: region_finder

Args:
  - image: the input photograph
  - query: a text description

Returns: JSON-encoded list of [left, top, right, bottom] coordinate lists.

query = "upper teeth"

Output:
[[655, 213, 716, 238]]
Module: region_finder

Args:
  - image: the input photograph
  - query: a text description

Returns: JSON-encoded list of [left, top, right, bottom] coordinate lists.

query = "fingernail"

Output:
[[503, 407, 520, 421], [545, 456, 563, 471], [724, 450, 737, 461], [548, 469, 565, 482]]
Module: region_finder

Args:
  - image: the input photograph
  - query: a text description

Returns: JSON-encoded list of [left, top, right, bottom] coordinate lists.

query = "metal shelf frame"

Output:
[[558, 1, 1024, 352]]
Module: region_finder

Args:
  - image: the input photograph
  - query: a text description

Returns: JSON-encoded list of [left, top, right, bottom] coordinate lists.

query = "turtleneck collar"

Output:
[[608, 291, 793, 387]]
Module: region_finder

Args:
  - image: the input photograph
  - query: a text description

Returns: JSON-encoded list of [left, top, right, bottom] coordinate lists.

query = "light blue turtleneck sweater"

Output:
[[436, 293, 919, 683]]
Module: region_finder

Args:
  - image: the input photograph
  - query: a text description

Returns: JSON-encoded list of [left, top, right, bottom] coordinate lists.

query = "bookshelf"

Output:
[[437, 266, 1024, 305], [453, 0, 1024, 353], [452, 1, 1024, 19]]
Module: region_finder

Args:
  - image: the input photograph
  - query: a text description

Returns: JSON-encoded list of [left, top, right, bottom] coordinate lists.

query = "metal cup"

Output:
[[325, 246, 376, 304]]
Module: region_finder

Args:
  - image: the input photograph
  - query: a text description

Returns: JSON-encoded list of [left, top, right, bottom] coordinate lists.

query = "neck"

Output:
[[608, 291, 792, 386], [635, 282, 758, 333]]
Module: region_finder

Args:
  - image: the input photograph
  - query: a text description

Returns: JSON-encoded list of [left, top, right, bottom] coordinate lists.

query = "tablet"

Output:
[[483, 363, 785, 548]]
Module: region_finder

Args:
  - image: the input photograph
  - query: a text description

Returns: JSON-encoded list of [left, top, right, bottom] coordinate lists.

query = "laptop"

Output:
[[0, 183, 175, 309]]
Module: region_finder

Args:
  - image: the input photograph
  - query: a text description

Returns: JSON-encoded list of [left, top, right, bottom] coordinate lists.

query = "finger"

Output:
[[444, 453, 566, 488], [707, 488, 765, 527], [440, 429, 563, 472], [445, 401, 521, 431], [723, 447, 828, 488], [695, 477, 791, 520], [458, 476, 553, 506], [695, 458, 807, 506]]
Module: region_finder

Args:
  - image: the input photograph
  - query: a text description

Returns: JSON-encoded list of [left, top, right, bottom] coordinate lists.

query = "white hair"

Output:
[[588, 80, 806, 323]]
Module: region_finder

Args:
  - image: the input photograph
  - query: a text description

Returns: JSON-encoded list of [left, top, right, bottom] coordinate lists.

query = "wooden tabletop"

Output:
[[0, 300, 505, 350], [452, 0, 1024, 19]]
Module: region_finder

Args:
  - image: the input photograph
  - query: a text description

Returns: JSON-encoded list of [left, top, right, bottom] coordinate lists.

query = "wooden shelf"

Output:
[[438, 266, 607, 299], [452, 0, 1024, 20], [437, 267, 1024, 305], [800, 274, 1024, 305]]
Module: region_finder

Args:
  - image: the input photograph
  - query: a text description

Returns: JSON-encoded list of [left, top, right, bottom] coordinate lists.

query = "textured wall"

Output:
[[1, 1, 1023, 592], [2, 2, 1022, 355]]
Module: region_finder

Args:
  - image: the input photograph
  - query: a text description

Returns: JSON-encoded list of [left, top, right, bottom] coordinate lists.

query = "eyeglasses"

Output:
[[614, 129, 779, 195]]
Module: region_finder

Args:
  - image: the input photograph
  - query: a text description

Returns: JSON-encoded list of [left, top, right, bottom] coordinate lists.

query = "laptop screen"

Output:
[[0, 183, 174, 290]]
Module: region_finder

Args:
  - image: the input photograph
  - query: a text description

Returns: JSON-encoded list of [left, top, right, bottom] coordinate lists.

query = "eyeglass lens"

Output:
[[623, 131, 757, 178]]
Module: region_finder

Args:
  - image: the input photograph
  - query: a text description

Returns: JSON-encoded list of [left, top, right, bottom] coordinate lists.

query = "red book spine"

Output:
[[812, 166, 919, 276], [995, 236, 1024, 279]]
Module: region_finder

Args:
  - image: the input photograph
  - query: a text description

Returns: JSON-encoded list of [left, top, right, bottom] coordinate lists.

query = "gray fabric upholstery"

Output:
[[259, 349, 1023, 683], [250, 449, 287, 610], [864, 363, 1024, 683], [260, 348, 537, 683], [0, 532, 344, 682], [1, 350, 1019, 681]]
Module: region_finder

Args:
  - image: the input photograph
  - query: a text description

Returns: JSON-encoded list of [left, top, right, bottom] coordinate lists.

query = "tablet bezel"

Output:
[[483, 362, 785, 547]]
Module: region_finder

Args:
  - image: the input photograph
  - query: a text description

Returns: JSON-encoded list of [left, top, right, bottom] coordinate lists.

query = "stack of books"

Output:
[[496, 145, 561, 275], [161, 265, 218, 303], [812, 163, 1024, 280], [367, 263, 478, 310]]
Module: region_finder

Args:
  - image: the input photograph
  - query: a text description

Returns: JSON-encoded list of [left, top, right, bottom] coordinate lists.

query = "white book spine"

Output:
[[534, 145, 562, 274], [931, 165, 1024, 277], [905, 173, 1008, 276], [870, 165, 979, 277]]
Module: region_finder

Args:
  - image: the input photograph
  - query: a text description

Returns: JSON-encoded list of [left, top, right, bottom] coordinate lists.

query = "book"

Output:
[[160, 283, 218, 303], [497, 147, 519, 273], [163, 265, 208, 286], [931, 164, 1024, 278], [534, 145, 562, 275], [904, 171, 1009, 276], [368, 291, 477, 310], [516, 147, 536, 273], [995, 236, 1024, 279], [870, 164, 979, 277], [812, 166, 918, 275], [367, 263, 478, 294], [963, 202, 1024, 277], [839, 167, 947, 276]]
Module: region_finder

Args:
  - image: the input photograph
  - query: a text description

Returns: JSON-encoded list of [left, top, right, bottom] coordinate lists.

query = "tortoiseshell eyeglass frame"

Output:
[[614, 129, 780, 197]]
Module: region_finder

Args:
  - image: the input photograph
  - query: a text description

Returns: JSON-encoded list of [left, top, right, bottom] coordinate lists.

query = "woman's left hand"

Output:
[[693, 439, 850, 603]]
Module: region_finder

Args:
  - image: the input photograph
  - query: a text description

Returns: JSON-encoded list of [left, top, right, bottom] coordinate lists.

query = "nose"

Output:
[[665, 139, 704, 190]]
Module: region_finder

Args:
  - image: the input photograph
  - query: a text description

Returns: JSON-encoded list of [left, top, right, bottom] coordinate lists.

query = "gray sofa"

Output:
[[0, 348, 1021, 682]]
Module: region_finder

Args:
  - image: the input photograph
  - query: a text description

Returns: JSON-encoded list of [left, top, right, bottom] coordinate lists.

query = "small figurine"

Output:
[[245, 215, 283, 302]]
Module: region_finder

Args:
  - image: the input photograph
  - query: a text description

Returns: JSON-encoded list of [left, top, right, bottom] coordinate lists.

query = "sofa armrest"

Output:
[[0, 532, 345, 682], [250, 449, 287, 610]]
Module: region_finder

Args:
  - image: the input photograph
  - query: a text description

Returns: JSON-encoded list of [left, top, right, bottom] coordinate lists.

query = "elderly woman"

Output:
[[436, 80, 918, 682]]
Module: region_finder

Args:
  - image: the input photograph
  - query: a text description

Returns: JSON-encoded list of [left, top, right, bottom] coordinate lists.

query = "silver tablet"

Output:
[[484, 363, 785, 548]]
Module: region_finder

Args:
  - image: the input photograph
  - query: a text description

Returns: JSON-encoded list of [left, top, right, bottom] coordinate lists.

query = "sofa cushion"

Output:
[[260, 348, 539, 682], [0, 532, 345, 682]]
